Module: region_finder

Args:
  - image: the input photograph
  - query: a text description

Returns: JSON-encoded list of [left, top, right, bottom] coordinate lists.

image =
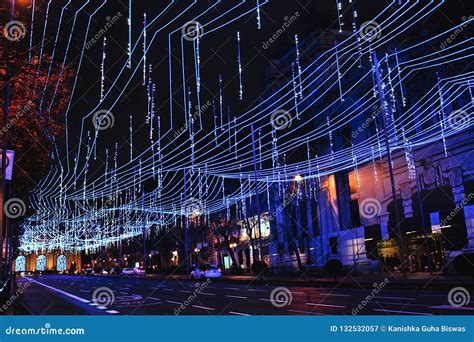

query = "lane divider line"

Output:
[[27, 278, 90, 304], [192, 305, 215, 311], [372, 308, 431, 315], [226, 295, 247, 299], [429, 305, 474, 311], [305, 303, 346, 308], [25, 277, 120, 315], [229, 311, 251, 316]]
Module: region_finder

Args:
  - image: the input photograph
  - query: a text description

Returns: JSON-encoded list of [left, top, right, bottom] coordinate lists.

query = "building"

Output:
[[263, 28, 474, 274]]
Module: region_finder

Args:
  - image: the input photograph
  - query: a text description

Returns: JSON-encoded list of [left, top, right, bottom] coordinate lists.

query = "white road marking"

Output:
[[372, 308, 431, 315], [167, 300, 182, 305], [226, 295, 247, 299], [106, 310, 119, 314], [290, 291, 305, 295], [376, 296, 416, 300], [305, 303, 346, 308], [192, 305, 215, 311], [288, 309, 322, 315], [120, 292, 128, 295], [372, 301, 428, 307], [180, 290, 192, 293], [429, 305, 474, 311], [147, 297, 161, 301], [225, 287, 239, 290], [27, 279, 90, 304], [200, 292, 216, 296], [229, 311, 251, 316]]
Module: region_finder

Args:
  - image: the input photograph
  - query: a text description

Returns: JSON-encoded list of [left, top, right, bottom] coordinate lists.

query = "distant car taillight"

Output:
[[218, 268, 222, 273]]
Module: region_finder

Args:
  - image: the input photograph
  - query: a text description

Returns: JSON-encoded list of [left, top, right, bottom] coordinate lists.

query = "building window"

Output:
[[350, 199, 361, 227], [15, 256, 26, 272], [57, 255, 67, 272], [311, 201, 319, 236], [36, 255, 47, 271], [329, 237, 338, 255]]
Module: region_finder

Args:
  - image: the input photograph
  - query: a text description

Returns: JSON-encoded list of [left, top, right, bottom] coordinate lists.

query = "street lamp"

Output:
[[294, 175, 303, 182]]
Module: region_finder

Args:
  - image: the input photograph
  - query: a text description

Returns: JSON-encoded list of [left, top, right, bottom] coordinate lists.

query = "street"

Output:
[[13, 275, 474, 316]]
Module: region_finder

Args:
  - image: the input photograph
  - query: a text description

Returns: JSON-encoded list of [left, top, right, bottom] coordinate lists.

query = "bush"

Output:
[[325, 259, 343, 280], [230, 264, 243, 275], [453, 253, 474, 276], [251, 261, 269, 275]]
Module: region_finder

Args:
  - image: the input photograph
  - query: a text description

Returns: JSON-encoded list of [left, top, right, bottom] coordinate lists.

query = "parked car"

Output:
[[133, 267, 146, 276], [190, 264, 222, 279], [110, 267, 121, 275], [122, 268, 134, 276], [74, 268, 94, 275]]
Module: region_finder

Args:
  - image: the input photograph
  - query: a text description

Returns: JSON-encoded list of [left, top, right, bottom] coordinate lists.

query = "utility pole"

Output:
[[142, 191, 147, 270], [251, 125, 262, 260], [1, 0, 15, 283], [183, 169, 189, 274], [373, 53, 407, 278], [118, 209, 123, 267]]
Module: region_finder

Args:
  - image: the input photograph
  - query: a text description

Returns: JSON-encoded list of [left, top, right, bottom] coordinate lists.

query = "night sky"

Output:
[[19, 0, 471, 182]]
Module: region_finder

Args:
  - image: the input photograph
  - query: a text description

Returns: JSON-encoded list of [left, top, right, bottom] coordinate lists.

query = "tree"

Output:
[[240, 216, 260, 262], [211, 217, 239, 268], [0, 43, 75, 198]]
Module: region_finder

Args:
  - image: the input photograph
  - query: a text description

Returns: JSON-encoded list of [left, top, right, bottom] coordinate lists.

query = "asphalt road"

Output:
[[13, 275, 474, 316]]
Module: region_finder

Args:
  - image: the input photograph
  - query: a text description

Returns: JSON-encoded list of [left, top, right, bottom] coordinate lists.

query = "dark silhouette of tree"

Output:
[[211, 217, 239, 268], [1, 44, 75, 198]]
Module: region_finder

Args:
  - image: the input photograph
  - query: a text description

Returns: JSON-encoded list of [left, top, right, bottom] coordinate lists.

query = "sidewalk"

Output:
[[97, 272, 474, 291]]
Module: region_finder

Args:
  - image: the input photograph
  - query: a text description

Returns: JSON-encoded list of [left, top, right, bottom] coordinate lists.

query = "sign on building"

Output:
[[0, 150, 15, 180]]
